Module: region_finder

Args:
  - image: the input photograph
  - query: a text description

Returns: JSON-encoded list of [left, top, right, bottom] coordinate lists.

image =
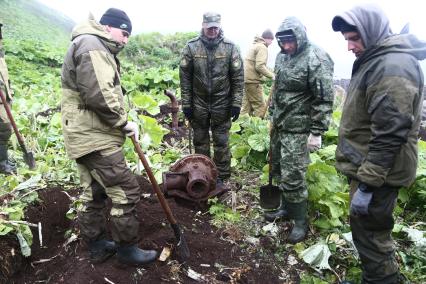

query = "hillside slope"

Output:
[[0, 0, 73, 47]]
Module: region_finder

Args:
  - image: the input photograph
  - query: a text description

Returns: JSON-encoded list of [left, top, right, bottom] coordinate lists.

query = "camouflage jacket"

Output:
[[335, 7, 426, 188], [0, 41, 12, 103], [179, 30, 244, 118], [61, 15, 127, 159], [244, 36, 274, 84], [270, 17, 334, 135]]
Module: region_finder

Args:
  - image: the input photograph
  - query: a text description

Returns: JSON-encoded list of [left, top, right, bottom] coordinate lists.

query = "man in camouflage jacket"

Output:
[[265, 17, 334, 244], [179, 12, 244, 184], [0, 23, 16, 175], [61, 8, 157, 265], [332, 4, 426, 283]]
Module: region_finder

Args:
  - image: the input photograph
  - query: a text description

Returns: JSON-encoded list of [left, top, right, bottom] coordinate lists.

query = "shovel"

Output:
[[187, 119, 193, 154], [0, 89, 36, 169], [130, 136, 190, 260], [259, 128, 280, 209], [261, 83, 275, 119]]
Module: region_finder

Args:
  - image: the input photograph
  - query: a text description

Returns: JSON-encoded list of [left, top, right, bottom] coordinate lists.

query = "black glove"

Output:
[[231, 106, 240, 122], [183, 107, 192, 120], [350, 182, 373, 216]]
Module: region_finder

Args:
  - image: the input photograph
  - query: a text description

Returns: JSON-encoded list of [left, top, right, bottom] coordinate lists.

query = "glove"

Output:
[[231, 106, 240, 122], [350, 183, 373, 216], [122, 121, 139, 139], [183, 107, 192, 120], [307, 134, 321, 152]]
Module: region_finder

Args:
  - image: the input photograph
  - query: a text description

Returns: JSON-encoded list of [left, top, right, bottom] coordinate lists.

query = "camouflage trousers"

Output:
[[270, 131, 309, 203], [349, 181, 400, 283], [241, 83, 266, 118], [76, 147, 141, 245], [0, 102, 12, 145], [191, 116, 232, 179]]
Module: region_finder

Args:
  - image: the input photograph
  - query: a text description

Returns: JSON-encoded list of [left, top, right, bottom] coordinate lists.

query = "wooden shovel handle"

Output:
[[0, 89, 26, 148], [130, 136, 177, 225], [268, 126, 274, 186]]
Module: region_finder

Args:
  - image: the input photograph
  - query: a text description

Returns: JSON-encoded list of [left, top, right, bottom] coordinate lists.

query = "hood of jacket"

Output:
[[253, 36, 267, 46], [334, 4, 392, 50], [71, 14, 124, 54], [349, 5, 426, 73], [276, 16, 307, 56]]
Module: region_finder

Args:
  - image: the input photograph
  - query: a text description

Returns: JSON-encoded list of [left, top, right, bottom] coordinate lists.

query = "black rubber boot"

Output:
[[216, 178, 230, 193], [287, 201, 308, 244], [264, 196, 289, 222], [116, 245, 158, 265], [88, 239, 117, 263], [0, 144, 16, 175]]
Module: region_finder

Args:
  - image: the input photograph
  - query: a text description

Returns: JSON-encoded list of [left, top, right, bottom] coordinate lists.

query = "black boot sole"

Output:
[[90, 251, 116, 264]]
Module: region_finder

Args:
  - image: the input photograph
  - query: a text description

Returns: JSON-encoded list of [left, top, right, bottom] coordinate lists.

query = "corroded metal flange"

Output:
[[163, 154, 224, 202]]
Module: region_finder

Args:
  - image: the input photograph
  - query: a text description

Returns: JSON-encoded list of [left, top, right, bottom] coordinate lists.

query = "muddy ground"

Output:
[[1, 103, 307, 283], [1, 176, 306, 284]]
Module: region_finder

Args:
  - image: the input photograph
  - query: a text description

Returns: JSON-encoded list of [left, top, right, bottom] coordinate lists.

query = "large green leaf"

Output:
[[300, 240, 332, 270]]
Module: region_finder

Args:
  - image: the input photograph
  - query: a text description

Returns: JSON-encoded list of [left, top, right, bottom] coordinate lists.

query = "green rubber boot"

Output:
[[287, 201, 308, 244]]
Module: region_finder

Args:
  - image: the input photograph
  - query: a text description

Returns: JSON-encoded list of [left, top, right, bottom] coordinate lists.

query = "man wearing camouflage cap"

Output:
[[241, 29, 275, 118], [265, 17, 334, 244], [0, 23, 16, 175], [61, 8, 157, 266], [179, 12, 244, 186]]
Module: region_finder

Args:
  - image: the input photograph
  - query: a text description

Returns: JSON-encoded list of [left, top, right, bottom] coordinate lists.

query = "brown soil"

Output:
[[2, 176, 302, 284], [1, 104, 305, 283]]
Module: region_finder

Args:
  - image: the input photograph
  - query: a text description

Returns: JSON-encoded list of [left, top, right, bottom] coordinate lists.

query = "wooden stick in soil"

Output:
[[130, 136, 190, 260]]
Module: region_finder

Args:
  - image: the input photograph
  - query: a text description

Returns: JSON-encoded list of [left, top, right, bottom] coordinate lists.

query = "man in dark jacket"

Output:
[[179, 12, 244, 185], [61, 8, 157, 265], [332, 4, 426, 283]]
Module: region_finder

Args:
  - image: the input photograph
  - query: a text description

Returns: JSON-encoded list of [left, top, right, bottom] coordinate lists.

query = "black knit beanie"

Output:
[[100, 8, 132, 35], [261, 29, 274, 40]]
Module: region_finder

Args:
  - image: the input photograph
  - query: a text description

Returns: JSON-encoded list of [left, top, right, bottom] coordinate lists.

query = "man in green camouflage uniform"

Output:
[[179, 12, 244, 185], [61, 8, 157, 265], [264, 17, 334, 244], [332, 4, 426, 283], [0, 23, 16, 175]]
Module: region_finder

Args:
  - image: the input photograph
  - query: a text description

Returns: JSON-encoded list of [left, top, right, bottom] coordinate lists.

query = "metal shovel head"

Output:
[[23, 151, 36, 169], [259, 184, 281, 209], [171, 223, 190, 260]]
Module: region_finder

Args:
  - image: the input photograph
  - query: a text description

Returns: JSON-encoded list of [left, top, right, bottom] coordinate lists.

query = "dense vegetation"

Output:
[[0, 0, 425, 282]]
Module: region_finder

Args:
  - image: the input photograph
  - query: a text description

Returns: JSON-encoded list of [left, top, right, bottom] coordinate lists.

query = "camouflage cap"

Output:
[[202, 12, 221, 28]]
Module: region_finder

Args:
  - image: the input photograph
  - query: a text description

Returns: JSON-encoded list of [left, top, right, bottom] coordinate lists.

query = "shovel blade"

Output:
[[171, 223, 190, 261], [260, 184, 281, 209], [23, 151, 36, 169]]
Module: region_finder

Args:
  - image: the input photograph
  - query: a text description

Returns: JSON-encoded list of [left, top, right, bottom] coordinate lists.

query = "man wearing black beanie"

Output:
[[100, 8, 132, 36], [61, 8, 158, 266]]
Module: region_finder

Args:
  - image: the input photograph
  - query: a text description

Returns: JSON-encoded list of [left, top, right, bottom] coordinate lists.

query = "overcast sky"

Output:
[[39, 0, 426, 79]]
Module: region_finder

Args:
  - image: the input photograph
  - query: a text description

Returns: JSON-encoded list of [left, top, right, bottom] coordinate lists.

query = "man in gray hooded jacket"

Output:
[[332, 4, 426, 283]]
